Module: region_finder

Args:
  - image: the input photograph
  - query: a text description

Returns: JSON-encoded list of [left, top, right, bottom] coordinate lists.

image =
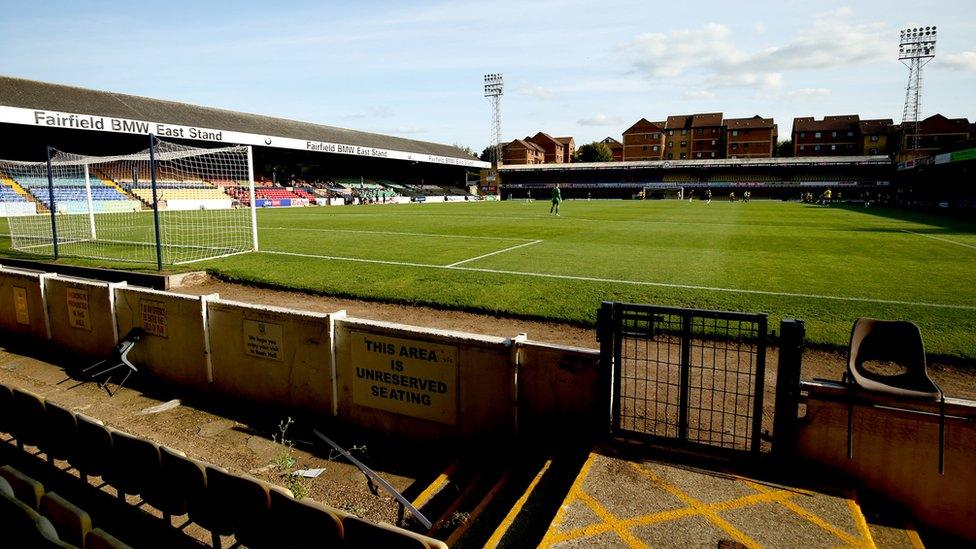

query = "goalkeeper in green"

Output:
[[550, 184, 562, 216]]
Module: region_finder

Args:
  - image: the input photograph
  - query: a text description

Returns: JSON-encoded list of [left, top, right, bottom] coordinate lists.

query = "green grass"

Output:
[[2, 200, 975, 359]]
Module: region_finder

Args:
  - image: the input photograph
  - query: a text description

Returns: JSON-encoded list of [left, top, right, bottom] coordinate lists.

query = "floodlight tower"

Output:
[[899, 26, 937, 151], [484, 73, 504, 170]]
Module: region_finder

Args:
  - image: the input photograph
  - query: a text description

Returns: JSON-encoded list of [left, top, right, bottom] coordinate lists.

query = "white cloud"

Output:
[[621, 9, 889, 92], [782, 88, 830, 101], [782, 87, 832, 100], [337, 105, 394, 121], [753, 22, 767, 34], [577, 113, 623, 126], [939, 51, 976, 72], [516, 85, 560, 100], [683, 90, 716, 100], [378, 125, 423, 135]]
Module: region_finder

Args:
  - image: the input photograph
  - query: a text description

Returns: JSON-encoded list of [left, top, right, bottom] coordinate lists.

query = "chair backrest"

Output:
[[0, 383, 13, 433], [203, 466, 272, 537], [41, 492, 93, 549], [265, 490, 343, 548], [0, 465, 45, 510], [0, 487, 65, 546], [10, 388, 46, 446], [847, 318, 941, 399], [41, 402, 79, 462], [150, 445, 198, 517], [86, 527, 135, 549], [107, 429, 161, 496], [72, 414, 114, 478]]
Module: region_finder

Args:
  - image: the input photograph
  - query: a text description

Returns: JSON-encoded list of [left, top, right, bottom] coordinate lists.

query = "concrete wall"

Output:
[[206, 299, 335, 415], [517, 341, 606, 439], [45, 276, 123, 357], [334, 318, 515, 441], [795, 381, 976, 541], [113, 286, 215, 391], [0, 267, 50, 340]]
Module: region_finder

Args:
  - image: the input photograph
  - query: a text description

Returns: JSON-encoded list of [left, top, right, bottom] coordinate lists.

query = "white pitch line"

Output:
[[262, 226, 536, 242], [445, 240, 542, 268], [900, 229, 976, 251], [258, 250, 976, 311]]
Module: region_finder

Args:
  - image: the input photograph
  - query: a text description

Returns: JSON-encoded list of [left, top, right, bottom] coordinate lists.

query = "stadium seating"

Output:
[[0, 383, 447, 548], [129, 187, 230, 203]]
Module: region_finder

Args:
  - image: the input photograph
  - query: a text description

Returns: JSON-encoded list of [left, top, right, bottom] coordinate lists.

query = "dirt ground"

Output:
[[175, 277, 976, 400]]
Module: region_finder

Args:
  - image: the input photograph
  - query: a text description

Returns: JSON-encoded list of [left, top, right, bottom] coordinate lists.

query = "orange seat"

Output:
[[40, 492, 93, 548], [0, 464, 45, 510], [41, 402, 79, 463]]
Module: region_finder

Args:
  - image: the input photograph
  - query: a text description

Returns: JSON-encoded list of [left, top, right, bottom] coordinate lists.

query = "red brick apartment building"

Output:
[[600, 137, 624, 161], [664, 115, 693, 159], [792, 115, 860, 156], [902, 114, 972, 156], [555, 136, 575, 163], [622, 118, 666, 161], [502, 139, 545, 164], [525, 132, 567, 163], [690, 112, 724, 159], [725, 115, 777, 158], [858, 119, 895, 156]]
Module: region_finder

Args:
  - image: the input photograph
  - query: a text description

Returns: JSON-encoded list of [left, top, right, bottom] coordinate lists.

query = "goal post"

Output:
[[0, 137, 257, 268]]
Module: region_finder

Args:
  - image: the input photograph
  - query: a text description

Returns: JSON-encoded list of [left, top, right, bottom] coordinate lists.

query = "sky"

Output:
[[1, 0, 974, 152]]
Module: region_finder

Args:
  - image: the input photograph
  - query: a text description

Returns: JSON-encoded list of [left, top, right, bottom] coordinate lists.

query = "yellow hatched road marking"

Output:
[[846, 496, 877, 549], [743, 479, 872, 548], [484, 459, 551, 548], [627, 462, 760, 549], [539, 453, 598, 547]]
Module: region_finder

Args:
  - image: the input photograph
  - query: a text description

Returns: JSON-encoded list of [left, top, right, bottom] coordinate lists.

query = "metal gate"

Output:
[[599, 302, 768, 456]]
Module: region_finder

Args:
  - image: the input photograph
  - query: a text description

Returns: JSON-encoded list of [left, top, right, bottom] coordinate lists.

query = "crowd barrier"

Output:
[[0, 267, 603, 442]]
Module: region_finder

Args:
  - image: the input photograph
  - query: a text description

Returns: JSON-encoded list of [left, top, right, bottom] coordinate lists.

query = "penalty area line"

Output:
[[261, 226, 538, 242], [257, 250, 976, 311], [445, 240, 542, 267]]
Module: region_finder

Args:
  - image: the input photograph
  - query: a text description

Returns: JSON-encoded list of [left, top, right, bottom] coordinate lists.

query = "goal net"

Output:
[[0, 138, 257, 267]]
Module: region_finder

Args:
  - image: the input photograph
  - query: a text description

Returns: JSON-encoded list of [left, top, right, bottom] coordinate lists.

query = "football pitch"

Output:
[[2, 200, 975, 359]]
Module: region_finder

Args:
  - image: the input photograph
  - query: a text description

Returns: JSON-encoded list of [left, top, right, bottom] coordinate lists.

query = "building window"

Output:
[[800, 145, 805, 151], [696, 152, 702, 158], [680, 141, 687, 146], [815, 132, 821, 138], [681, 129, 687, 135], [831, 131, 837, 138], [870, 148, 878, 154], [710, 152, 716, 158], [744, 142, 749, 148], [870, 135, 879, 142], [680, 153, 687, 159], [667, 130, 673, 136], [830, 144, 836, 151], [668, 141, 673, 147], [847, 131, 854, 137], [815, 145, 821, 151], [652, 145, 659, 151], [711, 140, 716, 145], [731, 143, 738, 149], [696, 128, 703, 135], [800, 132, 805, 138], [668, 153, 674, 159], [732, 130, 739, 136]]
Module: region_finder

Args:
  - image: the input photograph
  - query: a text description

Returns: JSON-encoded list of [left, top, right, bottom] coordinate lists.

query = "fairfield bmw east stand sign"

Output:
[[0, 105, 489, 169]]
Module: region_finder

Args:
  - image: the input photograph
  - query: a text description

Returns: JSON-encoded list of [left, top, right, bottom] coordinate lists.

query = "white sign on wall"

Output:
[[0, 106, 489, 169]]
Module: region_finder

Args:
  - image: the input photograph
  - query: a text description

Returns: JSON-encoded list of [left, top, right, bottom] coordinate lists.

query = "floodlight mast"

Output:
[[484, 73, 504, 176], [899, 26, 937, 152]]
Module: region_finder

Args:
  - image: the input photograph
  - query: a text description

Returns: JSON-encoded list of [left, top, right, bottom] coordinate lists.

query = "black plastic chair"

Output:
[[844, 318, 945, 473]]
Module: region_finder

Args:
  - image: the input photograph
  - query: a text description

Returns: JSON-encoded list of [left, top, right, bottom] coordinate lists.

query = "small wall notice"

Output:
[[335, 318, 515, 440], [0, 267, 50, 340], [45, 276, 123, 357], [206, 299, 335, 415], [114, 286, 214, 391]]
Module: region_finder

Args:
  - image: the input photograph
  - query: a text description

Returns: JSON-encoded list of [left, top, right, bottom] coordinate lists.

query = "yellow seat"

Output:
[[40, 492, 92, 548]]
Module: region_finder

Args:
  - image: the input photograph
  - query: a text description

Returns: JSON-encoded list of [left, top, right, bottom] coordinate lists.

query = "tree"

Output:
[[452, 144, 479, 159], [576, 141, 614, 162], [776, 140, 793, 157], [479, 145, 497, 162]]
